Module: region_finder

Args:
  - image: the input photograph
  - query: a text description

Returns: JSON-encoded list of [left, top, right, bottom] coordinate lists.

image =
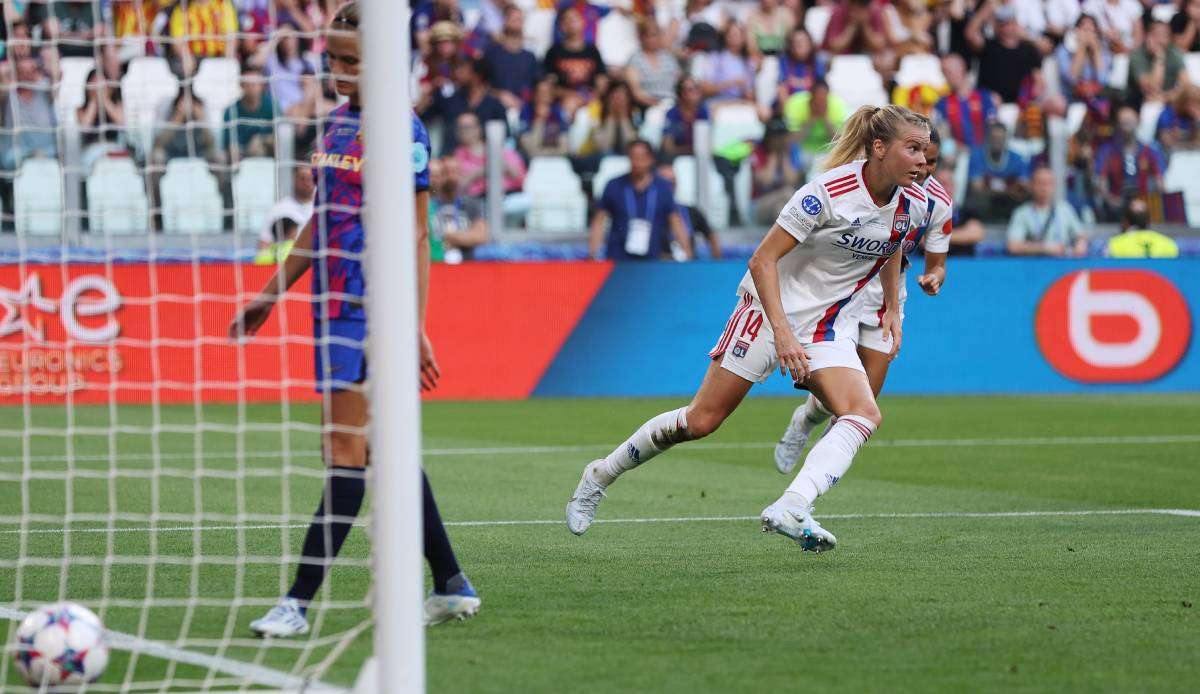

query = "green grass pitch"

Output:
[[2, 395, 1199, 692]]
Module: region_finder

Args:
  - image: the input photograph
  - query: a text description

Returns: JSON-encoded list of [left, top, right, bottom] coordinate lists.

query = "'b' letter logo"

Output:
[[1035, 270, 1190, 383]]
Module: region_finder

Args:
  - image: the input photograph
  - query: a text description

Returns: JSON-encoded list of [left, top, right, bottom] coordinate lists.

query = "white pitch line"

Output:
[[0, 606, 342, 693], [2, 508, 1197, 537], [2, 433, 1199, 465]]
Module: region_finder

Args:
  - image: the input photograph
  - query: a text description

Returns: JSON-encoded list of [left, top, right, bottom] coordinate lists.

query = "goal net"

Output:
[[0, 2, 392, 691]]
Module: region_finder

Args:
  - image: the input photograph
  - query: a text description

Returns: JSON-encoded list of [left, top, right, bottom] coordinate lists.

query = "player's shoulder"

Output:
[[901, 181, 927, 206], [923, 176, 954, 208], [812, 161, 863, 201]]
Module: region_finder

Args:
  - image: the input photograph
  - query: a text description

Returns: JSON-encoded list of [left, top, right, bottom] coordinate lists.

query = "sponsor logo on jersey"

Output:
[[1035, 270, 1190, 383], [732, 340, 750, 358], [834, 233, 903, 258], [893, 213, 910, 234], [850, 218, 861, 227], [311, 151, 364, 173], [800, 195, 822, 216]]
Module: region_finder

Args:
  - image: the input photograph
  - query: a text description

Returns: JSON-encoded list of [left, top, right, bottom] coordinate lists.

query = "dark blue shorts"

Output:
[[314, 317, 367, 393]]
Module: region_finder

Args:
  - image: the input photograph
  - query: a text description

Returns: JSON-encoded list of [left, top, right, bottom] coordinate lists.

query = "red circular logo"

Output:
[[1035, 270, 1191, 383]]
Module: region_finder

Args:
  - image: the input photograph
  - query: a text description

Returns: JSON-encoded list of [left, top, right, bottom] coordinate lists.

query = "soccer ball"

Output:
[[12, 602, 109, 688]]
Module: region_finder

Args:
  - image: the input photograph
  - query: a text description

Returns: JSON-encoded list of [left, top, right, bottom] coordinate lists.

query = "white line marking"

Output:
[[2, 433, 1199, 465], [0, 606, 342, 693], [2, 509, 1197, 536]]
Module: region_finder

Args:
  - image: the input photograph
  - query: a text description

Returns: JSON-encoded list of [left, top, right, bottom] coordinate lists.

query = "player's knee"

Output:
[[685, 407, 724, 439], [852, 403, 883, 429], [326, 431, 367, 468]]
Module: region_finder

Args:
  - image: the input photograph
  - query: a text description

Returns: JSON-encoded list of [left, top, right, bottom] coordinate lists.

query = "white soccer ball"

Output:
[[12, 602, 109, 688]]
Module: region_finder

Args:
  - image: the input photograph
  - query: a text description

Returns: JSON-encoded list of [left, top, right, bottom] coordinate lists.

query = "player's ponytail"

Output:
[[823, 105, 930, 171]]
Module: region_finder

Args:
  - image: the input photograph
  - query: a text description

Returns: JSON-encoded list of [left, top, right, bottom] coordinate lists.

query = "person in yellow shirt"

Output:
[[167, 0, 238, 77], [1105, 199, 1180, 258]]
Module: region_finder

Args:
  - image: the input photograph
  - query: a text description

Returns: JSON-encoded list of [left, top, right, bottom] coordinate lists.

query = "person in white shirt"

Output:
[[255, 164, 316, 264], [566, 105, 933, 553], [774, 128, 955, 474], [1082, 0, 1145, 53], [1006, 165, 1088, 256]]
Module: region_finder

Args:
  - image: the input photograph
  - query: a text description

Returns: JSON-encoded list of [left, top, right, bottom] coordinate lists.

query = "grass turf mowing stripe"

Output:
[[0, 605, 342, 693]]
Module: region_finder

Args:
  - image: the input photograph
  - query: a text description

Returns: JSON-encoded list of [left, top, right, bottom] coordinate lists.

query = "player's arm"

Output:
[[919, 208, 952, 295], [229, 217, 315, 339], [878, 247, 903, 359], [588, 209, 609, 260], [748, 225, 807, 383], [918, 252, 947, 295], [415, 189, 440, 391]]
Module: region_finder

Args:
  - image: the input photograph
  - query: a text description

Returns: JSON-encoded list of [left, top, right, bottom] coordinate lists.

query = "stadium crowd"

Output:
[[0, 0, 1195, 258]]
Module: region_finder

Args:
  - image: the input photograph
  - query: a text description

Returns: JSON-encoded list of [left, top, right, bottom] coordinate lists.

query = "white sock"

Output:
[[592, 407, 692, 487], [785, 415, 876, 505], [794, 395, 833, 438]]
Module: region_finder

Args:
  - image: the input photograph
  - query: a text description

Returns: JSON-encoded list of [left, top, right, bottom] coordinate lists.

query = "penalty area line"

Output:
[[0, 605, 343, 693]]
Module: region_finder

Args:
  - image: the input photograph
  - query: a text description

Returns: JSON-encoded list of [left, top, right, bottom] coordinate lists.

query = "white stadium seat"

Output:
[[1065, 102, 1087, 137], [159, 158, 223, 234], [755, 55, 780, 111], [639, 98, 674, 149], [1108, 53, 1129, 90], [1164, 151, 1200, 226], [592, 155, 631, 199], [1152, 4, 1178, 22], [192, 57, 243, 133], [14, 159, 64, 236], [672, 155, 730, 228], [57, 57, 96, 125], [996, 103, 1020, 135], [525, 156, 587, 234], [711, 102, 764, 151], [524, 9, 556, 59], [827, 55, 887, 110], [121, 57, 180, 154], [233, 157, 278, 235], [896, 53, 945, 89], [1186, 53, 1200, 81], [1140, 101, 1165, 144], [87, 158, 149, 235], [596, 12, 638, 69], [804, 6, 832, 46]]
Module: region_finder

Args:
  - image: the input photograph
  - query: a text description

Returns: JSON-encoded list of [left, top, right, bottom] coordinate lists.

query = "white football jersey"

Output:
[[736, 160, 925, 344], [856, 174, 955, 327]]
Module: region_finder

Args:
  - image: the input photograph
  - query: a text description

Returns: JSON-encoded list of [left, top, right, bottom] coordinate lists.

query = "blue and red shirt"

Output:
[[311, 105, 431, 320], [934, 89, 997, 148]]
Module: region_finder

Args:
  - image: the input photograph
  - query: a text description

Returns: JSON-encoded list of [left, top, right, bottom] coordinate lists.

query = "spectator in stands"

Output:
[[544, 6, 607, 114], [784, 80, 849, 172], [1105, 197, 1179, 257], [165, 0, 239, 78], [425, 57, 508, 156], [1043, 0, 1084, 43], [676, 0, 729, 48], [775, 27, 826, 109], [416, 21, 464, 114], [745, 0, 797, 57], [589, 139, 692, 261], [2, 18, 60, 80], [1157, 83, 1200, 153], [627, 19, 682, 109], [587, 79, 640, 157], [1095, 103, 1167, 219], [966, 2, 1044, 104], [1007, 166, 1089, 256], [824, 0, 891, 55], [0, 55, 58, 173], [266, 23, 315, 118], [76, 67, 127, 174], [149, 89, 223, 215], [750, 119, 802, 225], [554, 0, 611, 45], [483, 6, 541, 111], [428, 157, 489, 263], [697, 23, 757, 103], [255, 163, 315, 265], [519, 76, 571, 157], [968, 122, 1031, 219], [662, 76, 709, 158], [934, 53, 999, 150], [451, 112, 527, 203], [25, 0, 102, 59], [1173, 0, 1200, 51], [1127, 20, 1189, 109], [655, 162, 723, 258], [886, 0, 935, 56], [1057, 14, 1113, 107], [223, 64, 276, 162], [411, 0, 464, 55], [1082, 0, 1144, 54]]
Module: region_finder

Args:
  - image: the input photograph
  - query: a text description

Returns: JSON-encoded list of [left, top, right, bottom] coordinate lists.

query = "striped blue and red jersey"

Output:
[[310, 105, 431, 320]]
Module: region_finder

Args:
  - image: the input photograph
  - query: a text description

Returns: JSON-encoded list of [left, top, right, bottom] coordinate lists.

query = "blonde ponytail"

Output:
[[823, 105, 930, 171]]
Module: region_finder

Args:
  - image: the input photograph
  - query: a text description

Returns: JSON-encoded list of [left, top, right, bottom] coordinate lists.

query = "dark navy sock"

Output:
[[287, 466, 366, 604], [422, 470, 463, 593]]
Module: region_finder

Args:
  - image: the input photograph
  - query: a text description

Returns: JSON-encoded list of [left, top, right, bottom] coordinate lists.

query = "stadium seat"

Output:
[[121, 57, 180, 154], [755, 55, 780, 111], [1164, 150, 1200, 226], [14, 159, 64, 236], [159, 158, 224, 234], [192, 58, 242, 133], [87, 158, 149, 235], [524, 9, 556, 59], [597, 12, 638, 68], [524, 156, 587, 234], [1065, 102, 1087, 137], [672, 156, 730, 228], [1152, 4, 1179, 22], [996, 103, 1020, 135], [896, 54, 945, 89], [592, 155, 631, 199], [57, 57, 96, 126], [711, 102, 764, 152], [233, 157, 278, 235], [1108, 53, 1129, 90], [1139, 101, 1165, 144], [827, 55, 887, 110], [639, 99, 674, 149], [1186, 53, 1200, 81], [804, 6, 832, 46]]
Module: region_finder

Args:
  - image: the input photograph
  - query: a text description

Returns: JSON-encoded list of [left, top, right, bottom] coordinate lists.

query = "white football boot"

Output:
[[250, 598, 310, 637], [565, 461, 607, 535], [760, 497, 837, 553], [773, 406, 811, 475], [424, 577, 482, 626]]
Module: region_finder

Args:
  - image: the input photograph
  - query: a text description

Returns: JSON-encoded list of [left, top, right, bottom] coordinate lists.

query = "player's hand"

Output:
[[917, 273, 942, 296], [775, 330, 811, 385], [228, 296, 276, 340], [419, 332, 441, 392], [881, 309, 903, 361]]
